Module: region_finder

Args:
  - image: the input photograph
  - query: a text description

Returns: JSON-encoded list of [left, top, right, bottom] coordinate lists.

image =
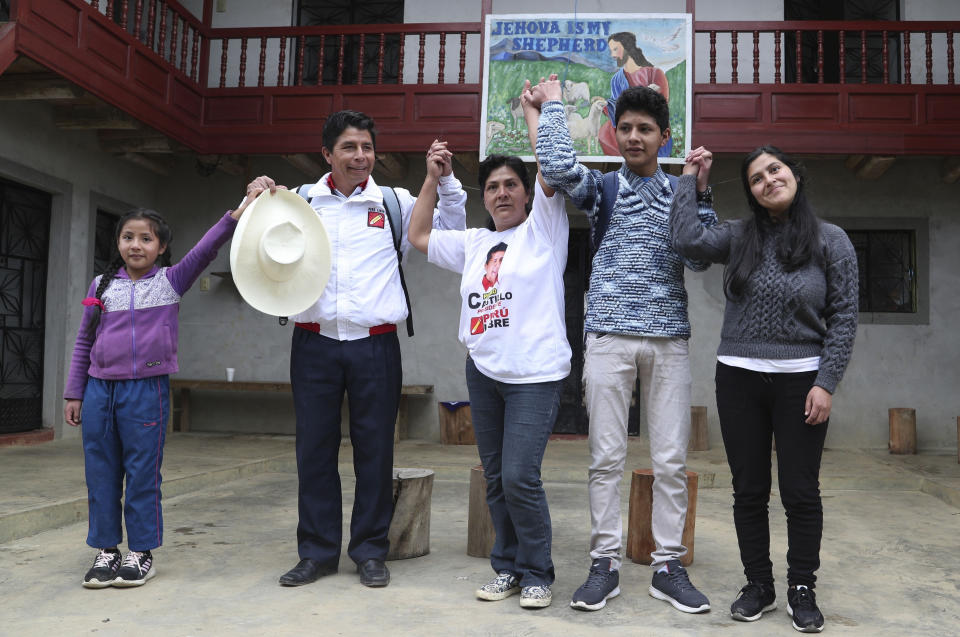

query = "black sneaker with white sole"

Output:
[[113, 550, 156, 587], [787, 585, 825, 633], [570, 558, 620, 611], [730, 581, 777, 621], [82, 549, 122, 588], [648, 559, 711, 613]]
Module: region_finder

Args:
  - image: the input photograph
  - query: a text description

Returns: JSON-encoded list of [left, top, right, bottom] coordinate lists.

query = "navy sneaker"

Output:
[[731, 581, 777, 621], [570, 558, 620, 611], [787, 585, 825, 633], [82, 549, 122, 588], [113, 550, 155, 587], [648, 559, 710, 613]]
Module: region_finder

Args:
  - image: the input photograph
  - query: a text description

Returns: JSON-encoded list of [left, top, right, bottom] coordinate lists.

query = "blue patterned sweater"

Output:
[[536, 100, 718, 338]]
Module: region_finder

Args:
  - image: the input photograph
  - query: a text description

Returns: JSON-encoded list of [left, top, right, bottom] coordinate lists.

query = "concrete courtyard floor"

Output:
[[1, 433, 959, 636]]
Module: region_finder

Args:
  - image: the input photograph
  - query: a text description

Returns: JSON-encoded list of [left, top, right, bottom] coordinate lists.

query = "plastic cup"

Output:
[[226, 367, 235, 382]]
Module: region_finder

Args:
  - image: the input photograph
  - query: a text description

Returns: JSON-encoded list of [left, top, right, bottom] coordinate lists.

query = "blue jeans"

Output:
[[81, 376, 169, 552], [465, 357, 561, 587]]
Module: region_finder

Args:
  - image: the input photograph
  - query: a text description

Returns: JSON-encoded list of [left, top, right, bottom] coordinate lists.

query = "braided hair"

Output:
[[85, 209, 173, 337]]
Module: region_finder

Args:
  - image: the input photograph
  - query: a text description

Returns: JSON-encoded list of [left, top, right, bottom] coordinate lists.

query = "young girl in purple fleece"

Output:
[[64, 202, 248, 588]]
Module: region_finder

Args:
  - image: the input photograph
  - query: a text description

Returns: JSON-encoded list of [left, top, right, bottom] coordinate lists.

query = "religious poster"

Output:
[[481, 13, 692, 163]]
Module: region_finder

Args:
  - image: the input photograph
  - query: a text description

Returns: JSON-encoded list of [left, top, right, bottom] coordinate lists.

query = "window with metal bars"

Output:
[[846, 228, 916, 313], [784, 0, 901, 83], [296, 0, 404, 86]]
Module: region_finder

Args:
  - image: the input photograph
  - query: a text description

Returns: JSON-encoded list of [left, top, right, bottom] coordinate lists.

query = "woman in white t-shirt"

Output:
[[408, 85, 571, 610]]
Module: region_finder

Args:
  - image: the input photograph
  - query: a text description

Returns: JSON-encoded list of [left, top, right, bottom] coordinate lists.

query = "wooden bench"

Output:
[[168, 379, 433, 436]]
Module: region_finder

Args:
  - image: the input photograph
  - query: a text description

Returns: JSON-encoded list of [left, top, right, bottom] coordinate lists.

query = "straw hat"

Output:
[[230, 189, 331, 316]]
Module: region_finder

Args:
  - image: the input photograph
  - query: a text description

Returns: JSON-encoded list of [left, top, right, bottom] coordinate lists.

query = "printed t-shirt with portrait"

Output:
[[428, 180, 572, 383]]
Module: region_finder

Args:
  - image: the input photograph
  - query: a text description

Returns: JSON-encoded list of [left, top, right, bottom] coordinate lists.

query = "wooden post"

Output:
[[439, 402, 475, 445], [689, 406, 709, 451], [889, 408, 917, 454], [467, 464, 495, 558], [626, 469, 698, 566], [386, 468, 434, 560]]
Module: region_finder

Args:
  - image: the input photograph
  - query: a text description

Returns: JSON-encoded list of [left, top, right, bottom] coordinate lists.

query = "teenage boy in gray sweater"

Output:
[[527, 75, 717, 614]]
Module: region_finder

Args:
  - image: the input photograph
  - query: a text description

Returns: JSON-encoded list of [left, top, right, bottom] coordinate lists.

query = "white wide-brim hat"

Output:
[[230, 189, 331, 316]]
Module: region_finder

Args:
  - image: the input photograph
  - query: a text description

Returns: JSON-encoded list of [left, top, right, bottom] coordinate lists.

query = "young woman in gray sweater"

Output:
[[671, 146, 858, 634]]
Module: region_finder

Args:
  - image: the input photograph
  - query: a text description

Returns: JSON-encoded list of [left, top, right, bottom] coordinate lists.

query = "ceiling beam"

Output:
[[196, 154, 246, 176], [53, 104, 140, 130], [98, 130, 181, 154], [116, 153, 175, 176], [375, 153, 409, 181], [453, 152, 479, 177], [942, 156, 960, 184], [282, 153, 327, 178], [0, 74, 85, 100], [845, 154, 896, 180]]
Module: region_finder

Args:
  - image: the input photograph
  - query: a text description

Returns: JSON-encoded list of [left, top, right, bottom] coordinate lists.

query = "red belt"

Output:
[[295, 322, 396, 336]]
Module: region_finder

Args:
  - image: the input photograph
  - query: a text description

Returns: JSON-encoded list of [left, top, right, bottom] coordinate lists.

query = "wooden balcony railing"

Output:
[[692, 20, 960, 154], [696, 20, 958, 85], [207, 24, 481, 89], [85, 0, 206, 84], [6, 0, 960, 156]]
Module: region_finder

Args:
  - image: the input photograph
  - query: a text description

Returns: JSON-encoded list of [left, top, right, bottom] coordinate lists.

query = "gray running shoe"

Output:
[[648, 559, 710, 613], [570, 558, 620, 611]]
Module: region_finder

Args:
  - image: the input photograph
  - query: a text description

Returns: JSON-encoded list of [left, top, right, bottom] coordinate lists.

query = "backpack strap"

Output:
[[592, 170, 620, 255], [592, 170, 679, 256], [666, 172, 679, 193], [378, 186, 414, 337]]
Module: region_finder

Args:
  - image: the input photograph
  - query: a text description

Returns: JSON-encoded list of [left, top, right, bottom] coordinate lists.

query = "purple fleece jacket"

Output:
[[64, 212, 238, 400]]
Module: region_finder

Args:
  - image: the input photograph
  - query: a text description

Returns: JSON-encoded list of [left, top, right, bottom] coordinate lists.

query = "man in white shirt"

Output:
[[244, 110, 466, 589]]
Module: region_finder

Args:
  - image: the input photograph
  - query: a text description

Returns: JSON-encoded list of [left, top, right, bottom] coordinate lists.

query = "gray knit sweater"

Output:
[[670, 174, 858, 393], [537, 101, 718, 338]]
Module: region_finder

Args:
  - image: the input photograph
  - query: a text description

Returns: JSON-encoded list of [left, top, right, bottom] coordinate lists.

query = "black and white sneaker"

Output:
[[82, 549, 122, 588], [476, 572, 520, 601], [787, 585, 825, 633], [519, 585, 552, 608], [731, 581, 777, 621], [649, 559, 711, 613], [113, 550, 156, 587], [570, 558, 620, 611]]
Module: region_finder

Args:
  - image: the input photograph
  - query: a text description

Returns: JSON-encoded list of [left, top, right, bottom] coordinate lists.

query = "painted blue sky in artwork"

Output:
[[487, 15, 688, 72]]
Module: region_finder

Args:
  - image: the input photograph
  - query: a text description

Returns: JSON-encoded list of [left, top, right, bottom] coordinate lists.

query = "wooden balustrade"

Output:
[[85, 0, 204, 84], [698, 20, 960, 85], [200, 24, 477, 89]]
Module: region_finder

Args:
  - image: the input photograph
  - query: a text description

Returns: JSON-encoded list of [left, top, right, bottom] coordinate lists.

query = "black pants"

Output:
[[715, 362, 827, 588], [290, 327, 401, 565]]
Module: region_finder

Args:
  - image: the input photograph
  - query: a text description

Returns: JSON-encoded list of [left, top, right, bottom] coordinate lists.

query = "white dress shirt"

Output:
[[291, 172, 467, 340]]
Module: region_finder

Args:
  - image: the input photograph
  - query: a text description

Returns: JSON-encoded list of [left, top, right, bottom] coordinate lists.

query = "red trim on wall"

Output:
[[0, 429, 55, 447]]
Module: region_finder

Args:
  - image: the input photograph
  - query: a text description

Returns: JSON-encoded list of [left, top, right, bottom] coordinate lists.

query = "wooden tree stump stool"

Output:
[[386, 468, 434, 561], [467, 464, 496, 558], [626, 469, 698, 566], [689, 406, 709, 451], [439, 401, 475, 445], [889, 408, 917, 455]]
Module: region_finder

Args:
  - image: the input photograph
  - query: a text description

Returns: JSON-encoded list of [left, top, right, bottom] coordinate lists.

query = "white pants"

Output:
[[583, 333, 692, 570]]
